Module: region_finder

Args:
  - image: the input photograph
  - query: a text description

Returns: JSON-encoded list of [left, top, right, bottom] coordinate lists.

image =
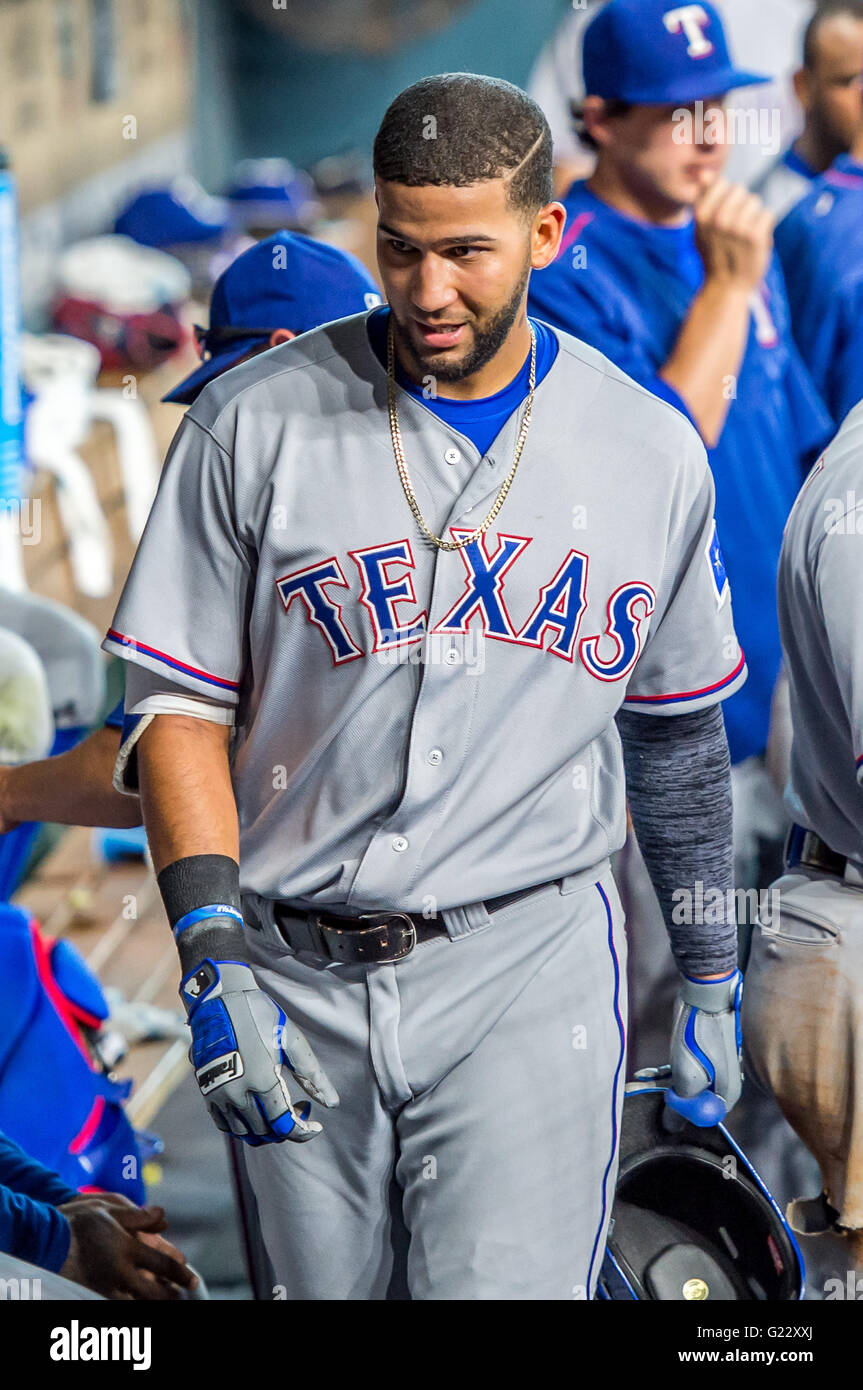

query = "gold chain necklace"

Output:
[[386, 316, 537, 552]]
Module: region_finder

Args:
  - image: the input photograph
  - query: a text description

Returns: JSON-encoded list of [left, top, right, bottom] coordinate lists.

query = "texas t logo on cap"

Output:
[[582, 0, 768, 106], [663, 5, 715, 58]]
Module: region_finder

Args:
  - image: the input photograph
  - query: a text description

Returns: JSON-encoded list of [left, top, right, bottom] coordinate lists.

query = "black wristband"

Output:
[[157, 854, 242, 929], [157, 854, 247, 975], [176, 919, 248, 976]]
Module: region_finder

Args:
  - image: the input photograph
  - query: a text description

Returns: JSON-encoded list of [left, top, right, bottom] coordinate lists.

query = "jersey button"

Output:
[[427, 748, 443, 765], [392, 835, 409, 853], [444, 447, 461, 465], [444, 648, 460, 666]]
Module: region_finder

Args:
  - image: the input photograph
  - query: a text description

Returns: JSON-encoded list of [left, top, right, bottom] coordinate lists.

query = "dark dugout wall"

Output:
[[194, 0, 572, 189]]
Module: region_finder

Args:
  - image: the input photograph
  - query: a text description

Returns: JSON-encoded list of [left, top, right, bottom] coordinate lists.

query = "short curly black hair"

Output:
[[373, 73, 554, 218]]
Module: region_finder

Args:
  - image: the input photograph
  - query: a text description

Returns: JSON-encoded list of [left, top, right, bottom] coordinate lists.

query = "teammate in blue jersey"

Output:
[[0, 1128, 196, 1298], [754, 1, 863, 218], [0, 233, 381, 838], [528, 0, 831, 832], [775, 126, 863, 430]]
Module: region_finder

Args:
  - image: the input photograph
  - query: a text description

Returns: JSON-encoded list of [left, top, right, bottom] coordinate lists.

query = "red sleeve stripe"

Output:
[[623, 649, 746, 707], [105, 629, 239, 691], [825, 168, 863, 191]]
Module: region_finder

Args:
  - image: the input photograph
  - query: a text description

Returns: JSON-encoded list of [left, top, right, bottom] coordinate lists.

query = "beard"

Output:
[[812, 110, 853, 168], [394, 256, 532, 385]]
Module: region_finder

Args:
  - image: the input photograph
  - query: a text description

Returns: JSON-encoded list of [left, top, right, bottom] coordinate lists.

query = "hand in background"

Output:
[[59, 1195, 197, 1299]]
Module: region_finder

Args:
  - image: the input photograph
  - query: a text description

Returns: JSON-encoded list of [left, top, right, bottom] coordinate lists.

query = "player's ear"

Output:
[[530, 202, 567, 270], [582, 95, 615, 150], [269, 329, 296, 347], [792, 66, 810, 114]]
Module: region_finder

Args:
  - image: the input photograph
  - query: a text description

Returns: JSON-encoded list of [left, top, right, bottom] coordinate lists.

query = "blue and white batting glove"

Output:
[[180, 957, 339, 1146], [668, 968, 743, 1126]]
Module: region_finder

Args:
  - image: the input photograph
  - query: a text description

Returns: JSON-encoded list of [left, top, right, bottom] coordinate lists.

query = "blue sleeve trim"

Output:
[[104, 628, 239, 692], [625, 650, 747, 708]]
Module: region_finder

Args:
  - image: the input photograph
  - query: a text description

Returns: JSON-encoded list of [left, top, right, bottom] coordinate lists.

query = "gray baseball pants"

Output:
[[241, 862, 627, 1301]]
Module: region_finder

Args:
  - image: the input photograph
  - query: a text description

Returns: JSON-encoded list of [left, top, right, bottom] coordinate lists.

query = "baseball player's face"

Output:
[[797, 14, 863, 162], [591, 99, 729, 212], [375, 177, 564, 387]]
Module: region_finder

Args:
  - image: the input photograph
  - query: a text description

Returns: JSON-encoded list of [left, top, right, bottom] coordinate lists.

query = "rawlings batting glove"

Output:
[[669, 968, 743, 1119], [176, 908, 339, 1146]]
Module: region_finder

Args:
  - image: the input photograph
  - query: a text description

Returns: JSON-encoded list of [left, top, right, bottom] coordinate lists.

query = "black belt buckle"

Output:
[[360, 910, 417, 962], [314, 910, 417, 963], [785, 824, 846, 877]]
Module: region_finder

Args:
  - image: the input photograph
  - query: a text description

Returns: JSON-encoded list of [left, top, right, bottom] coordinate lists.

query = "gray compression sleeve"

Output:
[[615, 704, 737, 978]]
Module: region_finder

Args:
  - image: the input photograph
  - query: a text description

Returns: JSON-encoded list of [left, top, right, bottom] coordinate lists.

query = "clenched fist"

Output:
[[695, 178, 775, 292], [59, 1196, 197, 1300]]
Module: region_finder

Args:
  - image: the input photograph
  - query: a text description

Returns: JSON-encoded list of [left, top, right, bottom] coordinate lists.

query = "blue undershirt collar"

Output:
[[783, 144, 818, 181], [366, 306, 559, 458]]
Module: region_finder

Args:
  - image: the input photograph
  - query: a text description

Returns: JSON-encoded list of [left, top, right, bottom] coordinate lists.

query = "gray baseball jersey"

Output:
[[778, 399, 863, 859], [103, 307, 747, 1299], [104, 310, 745, 921]]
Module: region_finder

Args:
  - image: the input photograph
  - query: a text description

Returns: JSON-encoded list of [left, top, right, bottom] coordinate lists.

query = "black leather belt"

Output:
[[272, 881, 552, 964], [785, 823, 847, 878]]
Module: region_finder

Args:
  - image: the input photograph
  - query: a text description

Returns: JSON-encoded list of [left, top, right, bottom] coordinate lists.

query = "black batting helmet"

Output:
[[598, 1080, 804, 1301]]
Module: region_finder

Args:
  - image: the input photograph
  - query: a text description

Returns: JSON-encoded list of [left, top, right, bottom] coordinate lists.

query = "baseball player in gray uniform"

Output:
[[744, 398, 863, 1266], [104, 75, 746, 1300]]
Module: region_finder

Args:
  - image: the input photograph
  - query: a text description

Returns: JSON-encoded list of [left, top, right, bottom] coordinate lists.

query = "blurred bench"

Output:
[[14, 344, 201, 1131]]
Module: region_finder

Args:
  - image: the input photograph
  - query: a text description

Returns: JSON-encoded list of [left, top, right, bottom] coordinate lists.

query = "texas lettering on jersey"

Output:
[[275, 528, 657, 681]]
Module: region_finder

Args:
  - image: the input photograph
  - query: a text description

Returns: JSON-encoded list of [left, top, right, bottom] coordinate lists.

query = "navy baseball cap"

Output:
[[582, 0, 770, 104], [163, 231, 382, 404]]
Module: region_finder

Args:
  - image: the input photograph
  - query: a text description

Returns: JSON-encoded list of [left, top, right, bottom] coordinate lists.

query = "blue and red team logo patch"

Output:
[[706, 521, 729, 609]]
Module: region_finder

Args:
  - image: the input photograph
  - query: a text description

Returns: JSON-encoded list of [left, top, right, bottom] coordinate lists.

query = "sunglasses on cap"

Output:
[[193, 323, 278, 360]]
